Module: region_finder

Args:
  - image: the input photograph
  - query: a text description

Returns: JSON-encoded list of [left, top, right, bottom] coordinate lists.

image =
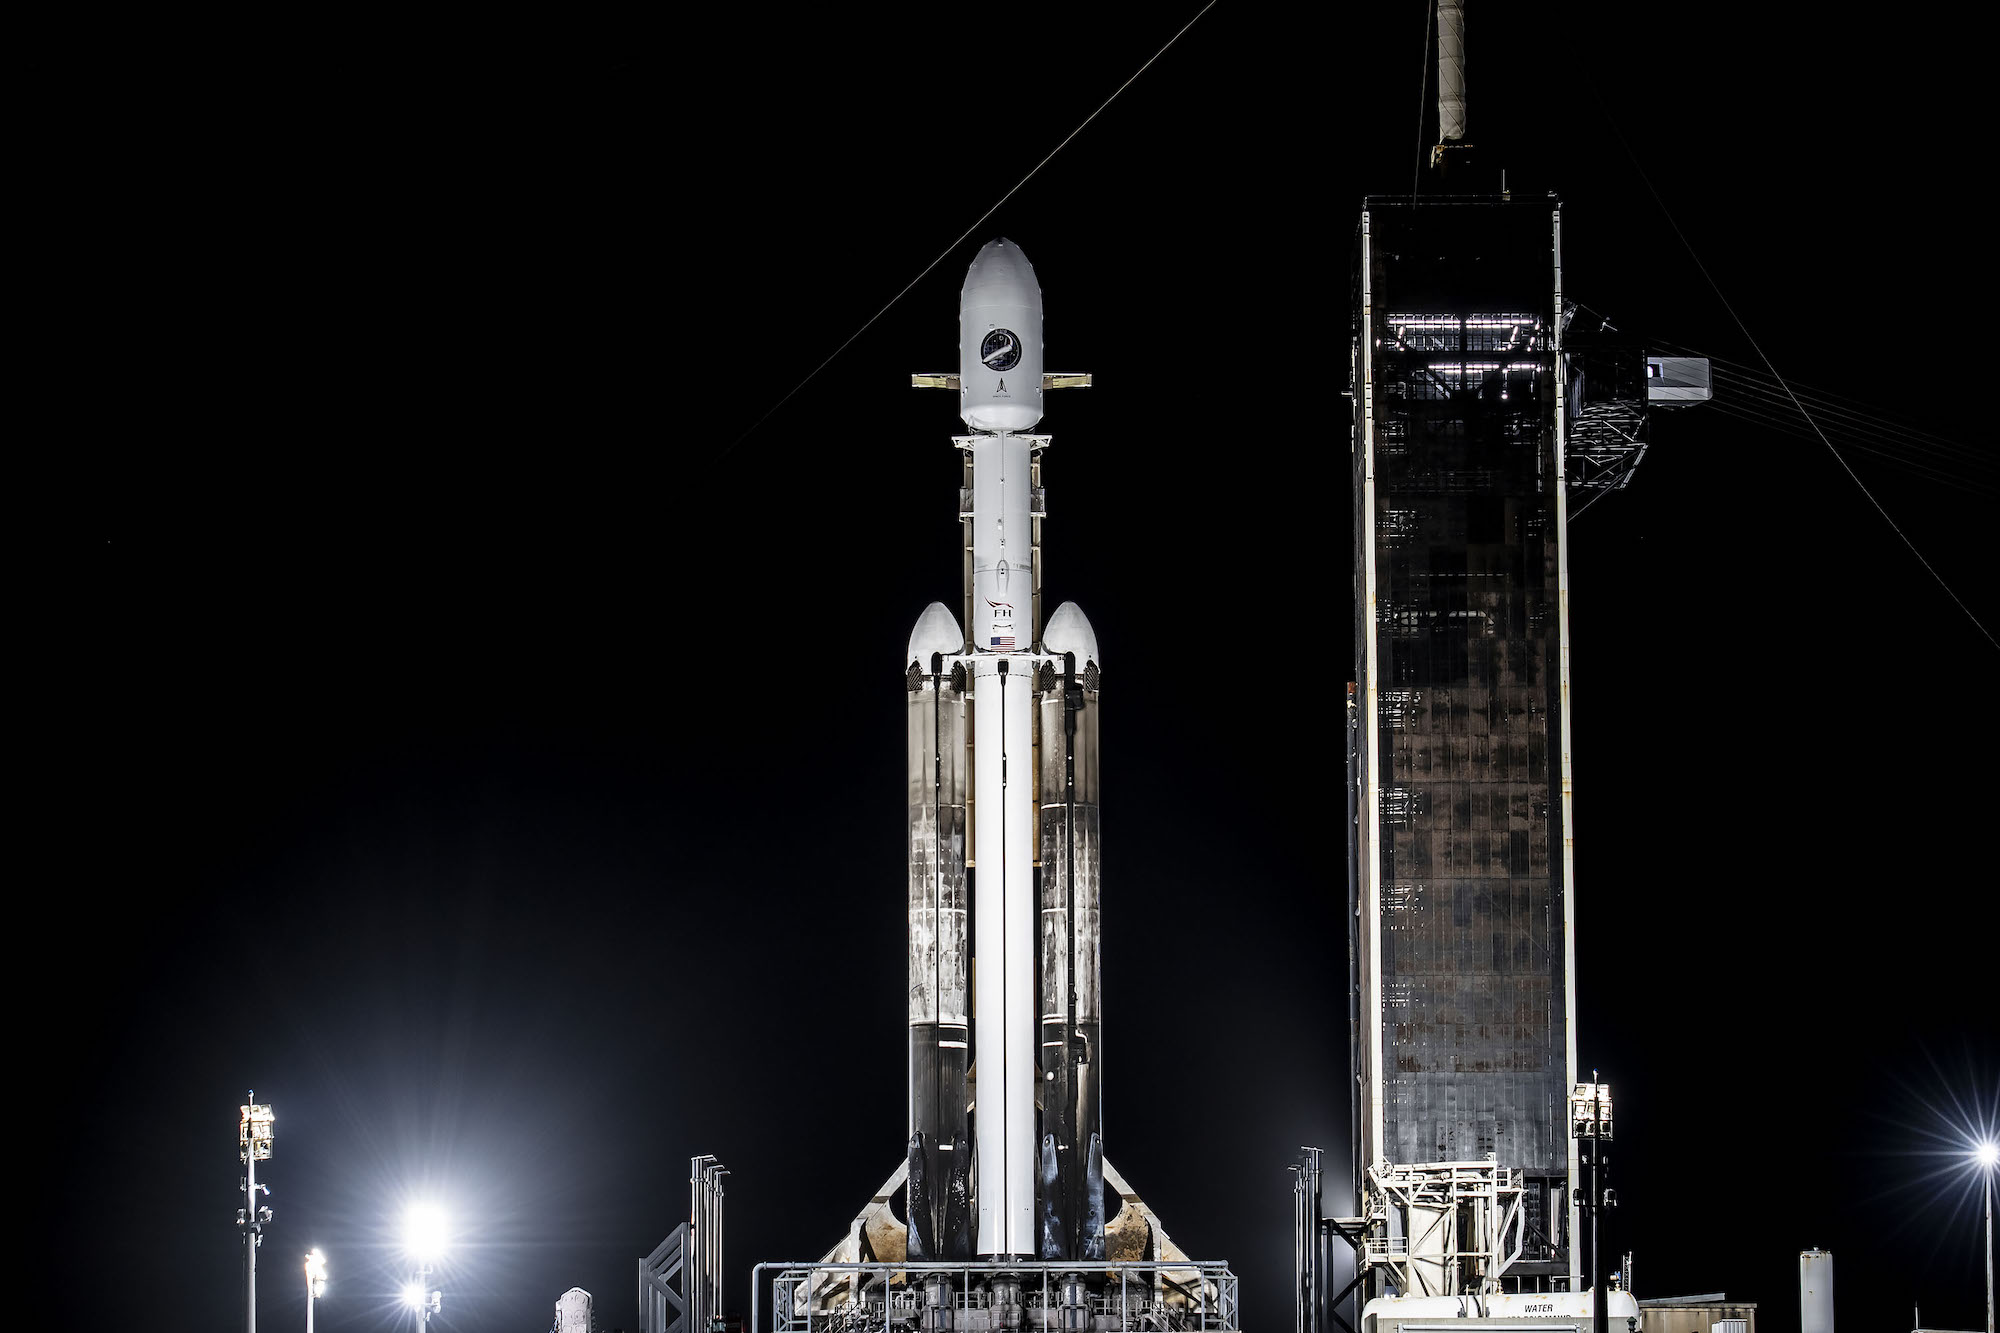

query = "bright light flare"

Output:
[[404, 1203, 449, 1262], [305, 1247, 328, 1296], [402, 1281, 427, 1309], [1873, 1054, 2000, 1241]]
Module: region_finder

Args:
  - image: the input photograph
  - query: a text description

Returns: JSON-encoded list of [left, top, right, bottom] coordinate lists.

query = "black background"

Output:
[[39, 4, 1997, 1330]]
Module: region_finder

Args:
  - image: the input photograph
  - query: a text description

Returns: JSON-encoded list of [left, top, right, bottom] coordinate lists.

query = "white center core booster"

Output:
[[961, 238, 1042, 1258]]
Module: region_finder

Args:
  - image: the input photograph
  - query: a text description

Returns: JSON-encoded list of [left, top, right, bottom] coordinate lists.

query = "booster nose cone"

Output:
[[907, 601, 965, 667], [960, 238, 1044, 433], [1042, 601, 1100, 672]]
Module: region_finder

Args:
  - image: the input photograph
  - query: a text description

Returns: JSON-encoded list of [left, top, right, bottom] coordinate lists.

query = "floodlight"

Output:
[[306, 1247, 328, 1296], [404, 1203, 449, 1262], [1569, 1081, 1613, 1139], [1977, 1140, 1998, 1168], [239, 1101, 275, 1162], [403, 1282, 428, 1310]]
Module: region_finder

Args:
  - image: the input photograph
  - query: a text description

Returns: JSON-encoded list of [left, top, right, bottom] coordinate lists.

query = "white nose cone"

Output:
[[906, 601, 965, 666], [960, 238, 1044, 433], [1042, 601, 1099, 671]]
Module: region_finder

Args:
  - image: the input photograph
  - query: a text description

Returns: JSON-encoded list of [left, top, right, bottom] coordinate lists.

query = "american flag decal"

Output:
[[991, 635, 1015, 649]]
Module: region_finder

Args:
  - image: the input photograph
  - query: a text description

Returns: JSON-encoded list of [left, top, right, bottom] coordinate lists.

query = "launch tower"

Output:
[[1350, 194, 1580, 1288], [1323, 9, 1705, 1329]]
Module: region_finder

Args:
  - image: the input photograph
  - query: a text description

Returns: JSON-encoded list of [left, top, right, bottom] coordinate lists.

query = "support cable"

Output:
[[1703, 370, 1979, 456], [1702, 402, 1997, 496], [1672, 369, 1983, 460], [1696, 370, 1982, 461], [1653, 343, 1986, 465], [1596, 104, 1997, 651], [1700, 390, 1997, 487], [1412, 0, 1433, 202], [1672, 343, 1939, 416], [729, 0, 1221, 451], [1575, 302, 1980, 456], [1697, 397, 1964, 474], [1571, 303, 1990, 474]]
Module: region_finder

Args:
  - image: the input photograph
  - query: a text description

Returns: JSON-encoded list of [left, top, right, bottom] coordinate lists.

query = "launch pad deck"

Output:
[[754, 1260, 1242, 1333]]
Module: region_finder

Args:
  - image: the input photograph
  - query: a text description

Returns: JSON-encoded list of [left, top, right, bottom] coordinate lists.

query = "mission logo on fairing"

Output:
[[980, 329, 1021, 372]]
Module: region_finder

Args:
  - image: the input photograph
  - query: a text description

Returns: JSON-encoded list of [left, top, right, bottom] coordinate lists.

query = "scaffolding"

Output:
[[1361, 1159, 1526, 1300]]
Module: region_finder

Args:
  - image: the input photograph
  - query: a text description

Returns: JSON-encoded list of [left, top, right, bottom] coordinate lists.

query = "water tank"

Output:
[[1799, 1248, 1833, 1333], [555, 1286, 593, 1333]]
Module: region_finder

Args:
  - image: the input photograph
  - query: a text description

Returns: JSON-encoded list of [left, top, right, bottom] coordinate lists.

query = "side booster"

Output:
[[906, 239, 1102, 1263]]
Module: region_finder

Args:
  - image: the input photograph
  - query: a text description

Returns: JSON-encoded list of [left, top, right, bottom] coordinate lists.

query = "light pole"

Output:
[[304, 1250, 327, 1333], [403, 1203, 447, 1326], [238, 1095, 275, 1333], [1570, 1075, 1614, 1333], [1977, 1141, 1996, 1333]]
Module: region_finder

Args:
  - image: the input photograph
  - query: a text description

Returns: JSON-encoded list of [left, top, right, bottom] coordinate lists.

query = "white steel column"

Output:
[[1358, 210, 1385, 1174], [1551, 205, 1583, 1285]]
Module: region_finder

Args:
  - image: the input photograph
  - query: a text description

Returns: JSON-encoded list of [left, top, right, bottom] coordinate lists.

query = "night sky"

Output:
[[47, 5, 1996, 1330]]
